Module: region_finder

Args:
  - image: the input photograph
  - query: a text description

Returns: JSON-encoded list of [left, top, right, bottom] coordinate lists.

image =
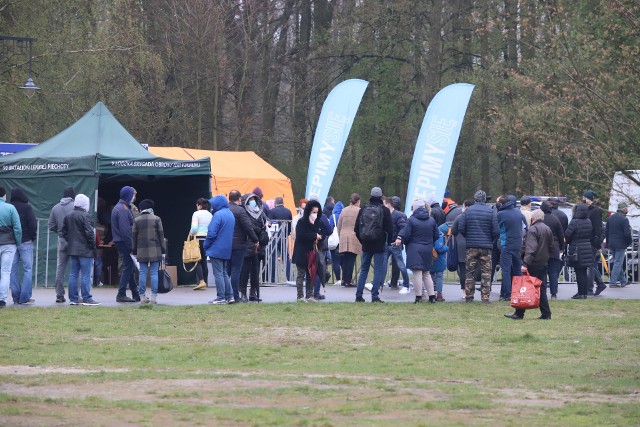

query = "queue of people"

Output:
[[0, 182, 634, 311]]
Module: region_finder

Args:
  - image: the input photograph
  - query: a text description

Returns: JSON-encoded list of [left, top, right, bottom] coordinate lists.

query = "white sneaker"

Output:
[[140, 295, 150, 304], [297, 297, 308, 303], [364, 283, 373, 292], [150, 295, 157, 304], [399, 286, 410, 294], [209, 299, 227, 305], [334, 280, 342, 287]]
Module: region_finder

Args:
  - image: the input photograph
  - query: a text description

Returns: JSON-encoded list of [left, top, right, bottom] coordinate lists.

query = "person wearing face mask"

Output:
[[239, 193, 269, 302], [111, 186, 140, 303], [291, 200, 323, 302]]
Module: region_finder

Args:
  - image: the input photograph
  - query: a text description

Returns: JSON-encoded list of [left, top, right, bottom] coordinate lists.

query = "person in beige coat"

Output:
[[337, 193, 362, 287]]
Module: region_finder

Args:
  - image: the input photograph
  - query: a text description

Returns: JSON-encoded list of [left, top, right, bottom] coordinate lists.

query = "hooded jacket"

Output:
[[430, 223, 450, 273], [48, 191, 76, 238], [329, 201, 344, 228], [565, 204, 594, 268], [204, 195, 235, 260], [242, 193, 268, 257], [10, 188, 36, 242], [430, 203, 446, 227], [457, 202, 499, 250], [111, 186, 136, 246], [61, 205, 96, 258], [496, 196, 524, 251], [291, 200, 323, 266], [389, 208, 408, 242], [398, 207, 439, 270]]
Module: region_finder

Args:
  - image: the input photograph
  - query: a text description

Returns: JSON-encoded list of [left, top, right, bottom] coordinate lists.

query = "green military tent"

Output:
[[0, 102, 212, 286]]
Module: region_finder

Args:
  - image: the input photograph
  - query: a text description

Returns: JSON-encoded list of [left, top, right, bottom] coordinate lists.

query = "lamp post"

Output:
[[0, 35, 40, 97]]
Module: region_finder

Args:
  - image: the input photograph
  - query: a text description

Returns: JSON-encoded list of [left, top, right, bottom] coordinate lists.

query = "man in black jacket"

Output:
[[9, 188, 37, 305], [583, 190, 606, 295], [606, 202, 632, 288], [505, 209, 554, 320], [228, 190, 259, 302], [354, 187, 393, 303], [547, 197, 569, 231], [540, 201, 565, 300]]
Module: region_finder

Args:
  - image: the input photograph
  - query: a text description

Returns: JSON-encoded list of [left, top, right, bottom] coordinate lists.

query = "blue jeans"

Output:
[[609, 249, 628, 286], [385, 245, 410, 287], [547, 257, 562, 295], [115, 242, 138, 298], [430, 271, 443, 294], [228, 248, 245, 301], [139, 261, 159, 296], [356, 251, 387, 300], [211, 258, 233, 301], [500, 248, 522, 299], [69, 256, 94, 303], [0, 244, 17, 302], [10, 241, 33, 304]]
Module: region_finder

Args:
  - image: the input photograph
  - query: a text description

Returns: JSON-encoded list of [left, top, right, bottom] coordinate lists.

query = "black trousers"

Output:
[[341, 252, 357, 285], [575, 267, 589, 296], [514, 265, 551, 319], [240, 253, 260, 297]]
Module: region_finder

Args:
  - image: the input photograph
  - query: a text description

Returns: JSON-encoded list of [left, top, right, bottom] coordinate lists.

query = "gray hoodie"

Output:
[[48, 197, 75, 238]]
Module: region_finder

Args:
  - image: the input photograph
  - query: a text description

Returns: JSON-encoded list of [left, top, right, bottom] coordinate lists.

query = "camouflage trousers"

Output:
[[464, 248, 492, 301]]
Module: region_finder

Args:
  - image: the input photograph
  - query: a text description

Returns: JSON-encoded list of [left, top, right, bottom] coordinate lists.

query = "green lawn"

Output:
[[0, 300, 638, 426]]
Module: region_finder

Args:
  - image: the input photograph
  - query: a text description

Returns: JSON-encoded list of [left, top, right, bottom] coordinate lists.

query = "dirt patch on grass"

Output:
[[0, 365, 129, 375]]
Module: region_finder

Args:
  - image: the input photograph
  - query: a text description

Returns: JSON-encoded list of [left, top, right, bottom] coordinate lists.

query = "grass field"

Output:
[[0, 299, 639, 426]]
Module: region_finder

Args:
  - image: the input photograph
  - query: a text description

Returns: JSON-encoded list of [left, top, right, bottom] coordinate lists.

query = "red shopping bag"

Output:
[[510, 273, 542, 310]]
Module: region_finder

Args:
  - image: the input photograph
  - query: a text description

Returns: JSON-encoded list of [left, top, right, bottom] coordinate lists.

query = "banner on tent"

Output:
[[305, 79, 368, 204], [404, 83, 474, 216]]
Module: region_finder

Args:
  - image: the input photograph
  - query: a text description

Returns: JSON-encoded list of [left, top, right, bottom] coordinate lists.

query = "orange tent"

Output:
[[148, 147, 296, 214]]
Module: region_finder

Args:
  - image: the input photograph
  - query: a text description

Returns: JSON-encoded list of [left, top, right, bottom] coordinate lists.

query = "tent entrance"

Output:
[[98, 174, 210, 286]]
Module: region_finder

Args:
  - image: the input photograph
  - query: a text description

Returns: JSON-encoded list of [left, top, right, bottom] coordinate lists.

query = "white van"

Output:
[[609, 170, 640, 230]]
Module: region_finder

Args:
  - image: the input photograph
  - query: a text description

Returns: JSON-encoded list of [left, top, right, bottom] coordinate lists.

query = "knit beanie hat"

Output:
[[583, 190, 597, 201], [63, 186, 75, 199], [412, 199, 426, 211], [120, 186, 136, 204], [74, 194, 90, 212]]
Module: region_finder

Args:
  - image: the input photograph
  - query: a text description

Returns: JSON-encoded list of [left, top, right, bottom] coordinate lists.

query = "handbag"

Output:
[[182, 234, 202, 272], [565, 245, 579, 267], [328, 215, 340, 250], [157, 257, 173, 294], [510, 272, 542, 310]]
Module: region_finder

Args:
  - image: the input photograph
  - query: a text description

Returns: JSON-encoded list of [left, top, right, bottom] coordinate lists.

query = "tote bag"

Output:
[[157, 258, 174, 294], [182, 234, 202, 272], [328, 215, 340, 250], [510, 273, 541, 310]]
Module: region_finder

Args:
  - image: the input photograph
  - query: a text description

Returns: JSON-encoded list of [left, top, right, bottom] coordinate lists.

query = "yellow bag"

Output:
[[182, 234, 202, 272]]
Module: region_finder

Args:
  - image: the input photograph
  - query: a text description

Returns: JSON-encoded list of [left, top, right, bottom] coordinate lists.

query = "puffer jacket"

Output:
[[565, 204, 594, 268], [497, 196, 524, 251], [61, 207, 96, 258], [398, 207, 439, 271], [242, 193, 268, 258], [291, 201, 323, 266], [430, 223, 449, 273], [457, 202, 499, 249], [430, 203, 446, 226], [204, 195, 235, 260], [229, 202, 259, 250], [522, 220, 554, 268]]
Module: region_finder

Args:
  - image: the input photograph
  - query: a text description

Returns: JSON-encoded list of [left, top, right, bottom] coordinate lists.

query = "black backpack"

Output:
[[359, 205, 385, 241]]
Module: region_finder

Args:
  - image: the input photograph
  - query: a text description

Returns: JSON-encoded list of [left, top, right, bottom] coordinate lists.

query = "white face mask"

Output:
[[310, 213, 318, 221]]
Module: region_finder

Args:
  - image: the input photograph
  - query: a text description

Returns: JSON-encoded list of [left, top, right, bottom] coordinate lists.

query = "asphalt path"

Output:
[[11, 280, 640, 308]]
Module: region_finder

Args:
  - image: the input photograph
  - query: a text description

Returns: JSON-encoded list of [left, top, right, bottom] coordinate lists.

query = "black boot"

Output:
[[429, 295, 436, 303], [414, 296, 422, 304]]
